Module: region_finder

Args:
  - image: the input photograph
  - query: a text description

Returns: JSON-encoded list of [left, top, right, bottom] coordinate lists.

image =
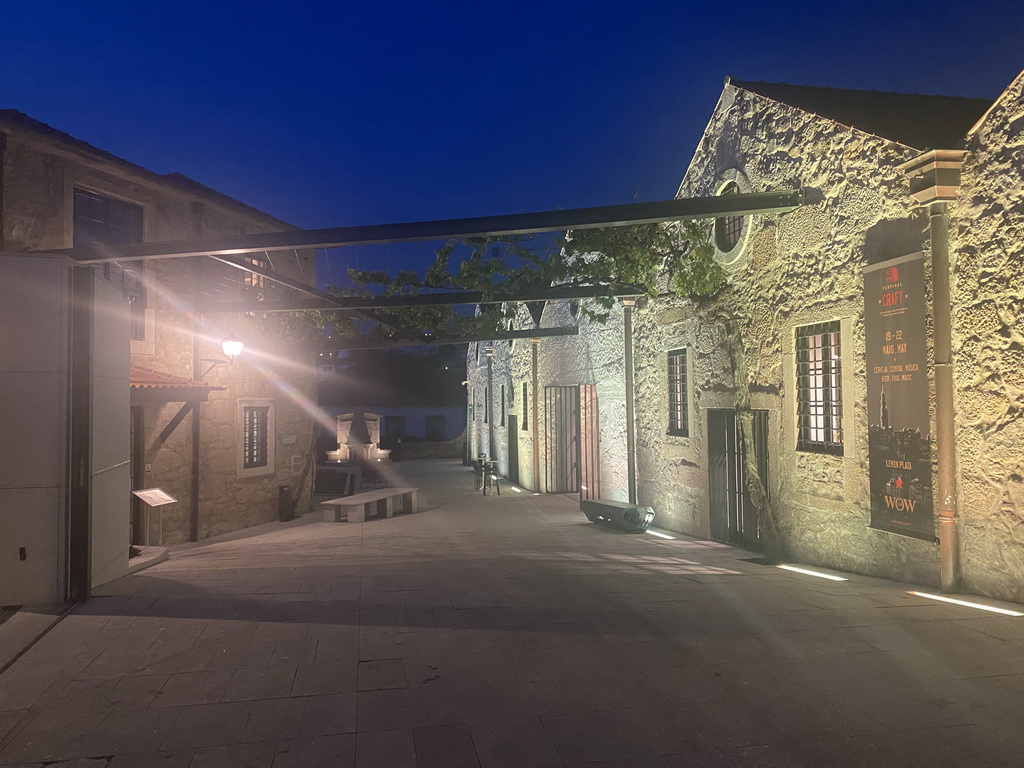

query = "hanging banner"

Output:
[[864, 254, 935, 541]]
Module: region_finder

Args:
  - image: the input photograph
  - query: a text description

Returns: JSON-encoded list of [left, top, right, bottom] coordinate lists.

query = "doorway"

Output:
[[707, 409, 768, 548], [543, 385, 600, 498], [507, 414, 520, 485], [545, 386, 578, 494]]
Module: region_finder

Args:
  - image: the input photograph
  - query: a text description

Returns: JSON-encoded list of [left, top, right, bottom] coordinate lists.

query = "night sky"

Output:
[[6, 1, 1024, 279]]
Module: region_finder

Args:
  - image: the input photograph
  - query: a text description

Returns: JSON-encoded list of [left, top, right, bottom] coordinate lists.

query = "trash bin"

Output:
[[278, 485, 293, 522]]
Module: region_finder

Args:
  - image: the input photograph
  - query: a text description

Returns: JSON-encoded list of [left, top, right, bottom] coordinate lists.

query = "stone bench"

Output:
[[322, 487, 418, 523]]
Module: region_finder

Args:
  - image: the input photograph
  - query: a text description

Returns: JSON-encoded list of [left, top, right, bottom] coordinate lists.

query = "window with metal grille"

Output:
[[714, 181, 743, 252], [500, 385, 506, 426], [484, 387, 488, 423], [522, 383, 529, 430], [242, 406, 270, 469], [796, 321, 843, 455], [75, 189, 147, 341], [667, 348, 689, 437]]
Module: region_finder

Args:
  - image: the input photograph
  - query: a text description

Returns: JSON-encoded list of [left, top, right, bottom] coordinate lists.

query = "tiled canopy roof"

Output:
[[130, 364, 224, 402], [728, 78, 992, 150], [129, 364, 209, 389]]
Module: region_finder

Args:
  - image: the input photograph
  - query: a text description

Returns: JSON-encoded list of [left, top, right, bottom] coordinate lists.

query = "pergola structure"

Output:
[[56, 190, 804, 347]]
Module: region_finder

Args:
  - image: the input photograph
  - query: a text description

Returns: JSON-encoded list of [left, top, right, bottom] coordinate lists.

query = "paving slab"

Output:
[[4, 459, 1024, 766]]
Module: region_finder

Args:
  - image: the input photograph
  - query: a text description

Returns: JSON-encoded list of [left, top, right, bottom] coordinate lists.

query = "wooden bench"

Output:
[[322, 487, 418, 523]]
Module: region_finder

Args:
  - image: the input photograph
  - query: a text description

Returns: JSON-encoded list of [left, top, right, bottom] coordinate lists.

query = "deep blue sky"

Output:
[[5, 1, 1024, 278]]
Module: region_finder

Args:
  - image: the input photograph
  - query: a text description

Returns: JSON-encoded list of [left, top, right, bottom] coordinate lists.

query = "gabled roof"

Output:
[[728, 78, 993, 151], [0, 109, 296, 229]]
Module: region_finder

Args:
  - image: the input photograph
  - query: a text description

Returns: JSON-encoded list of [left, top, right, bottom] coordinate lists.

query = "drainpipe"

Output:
[[485, 345, 494, 460], [531, 338, 540, 491], [930, 200, 960, 591], [621, 298, 637, 504], [901, 150, 966, 592]]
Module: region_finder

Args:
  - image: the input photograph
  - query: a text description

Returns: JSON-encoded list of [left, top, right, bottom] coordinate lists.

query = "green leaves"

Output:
[[340, 219, 727, 340]]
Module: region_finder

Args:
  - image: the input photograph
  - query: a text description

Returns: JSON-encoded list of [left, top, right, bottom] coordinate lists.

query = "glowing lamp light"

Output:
[[221, 333, 244, 361]]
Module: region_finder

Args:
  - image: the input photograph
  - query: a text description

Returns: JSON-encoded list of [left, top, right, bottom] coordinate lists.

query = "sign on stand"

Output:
[[132, 488, 177, 546]]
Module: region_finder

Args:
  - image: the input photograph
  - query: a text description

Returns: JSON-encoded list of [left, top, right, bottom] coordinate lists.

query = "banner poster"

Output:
[[864, 254, 935, 541]]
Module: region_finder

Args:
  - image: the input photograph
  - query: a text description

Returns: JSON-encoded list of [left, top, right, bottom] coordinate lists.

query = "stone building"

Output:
[[469, 69, 1024, 601], [0, 111, 317, 604]]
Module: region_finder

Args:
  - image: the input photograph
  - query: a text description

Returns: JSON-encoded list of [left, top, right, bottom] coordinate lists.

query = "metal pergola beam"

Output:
[[61, 190, 804, 263], [198, 281, 644, 314], [210, 255, 423, 341], [322, 326, 578, 351]]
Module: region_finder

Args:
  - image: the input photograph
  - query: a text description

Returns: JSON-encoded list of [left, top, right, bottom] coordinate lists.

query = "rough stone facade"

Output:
[[467, 70, 1024, 601], [951, 70, 1024, 601], [1, 111, 316, 548], [468, 298, 631, 498], [631, 82, 948, 585]]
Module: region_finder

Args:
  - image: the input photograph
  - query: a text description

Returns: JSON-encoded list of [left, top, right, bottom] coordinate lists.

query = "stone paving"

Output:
[[3, 459, 1024, 767]]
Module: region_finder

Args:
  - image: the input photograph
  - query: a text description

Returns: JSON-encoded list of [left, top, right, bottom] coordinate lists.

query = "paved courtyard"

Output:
[[3, 459, 1024, 767]]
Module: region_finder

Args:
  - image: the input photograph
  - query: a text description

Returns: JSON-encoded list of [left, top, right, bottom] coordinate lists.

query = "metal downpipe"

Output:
[[929, 202, 960, 591], [622, 299, 637, 504]]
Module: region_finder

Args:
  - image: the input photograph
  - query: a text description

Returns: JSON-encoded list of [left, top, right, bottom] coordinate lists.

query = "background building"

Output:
[[0, 111, 318, 605]]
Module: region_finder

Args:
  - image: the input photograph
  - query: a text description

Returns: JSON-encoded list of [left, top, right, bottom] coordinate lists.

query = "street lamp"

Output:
[[200, 333, 245, 378], [220, 333, 244, 361]]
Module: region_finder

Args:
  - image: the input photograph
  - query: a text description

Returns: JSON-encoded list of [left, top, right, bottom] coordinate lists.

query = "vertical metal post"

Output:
[[68, 265, 93, 601], [0, 132, 7, 251], [930, 201, 960, 591], [485, 345, 494, 459], [189, 204, 204, 543], [622, 299, 637, 504], [531, 338, 540, 491]]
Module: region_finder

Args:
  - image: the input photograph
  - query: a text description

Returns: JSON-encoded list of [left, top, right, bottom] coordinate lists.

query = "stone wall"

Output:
[[631, 83, 942, 585], [951, 68, 1024, 601], [466, 297, 631, 499], [468, 77, 1024, 599], [398, 432, 467, 461]]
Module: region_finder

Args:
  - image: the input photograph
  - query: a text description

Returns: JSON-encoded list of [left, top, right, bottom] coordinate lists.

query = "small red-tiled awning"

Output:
[[130, 364, 225, 403]]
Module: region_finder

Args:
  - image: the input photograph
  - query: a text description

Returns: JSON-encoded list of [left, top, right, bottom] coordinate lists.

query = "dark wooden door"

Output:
[[707, 409, 768, 548], [578, 385, 600, 501], [507, 414, 520, 485]]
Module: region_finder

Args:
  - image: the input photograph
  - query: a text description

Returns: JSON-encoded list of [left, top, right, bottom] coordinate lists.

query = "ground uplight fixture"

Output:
[[776, 564, 848, 581], [646, 530, 675, 540], [908, 591, 1024, 617]]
